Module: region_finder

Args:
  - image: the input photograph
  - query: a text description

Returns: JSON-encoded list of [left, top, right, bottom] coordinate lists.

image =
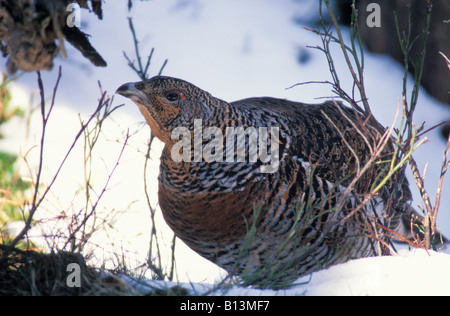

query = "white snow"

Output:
[[1, 0, 449, 295], [124, 249, 450, 296]]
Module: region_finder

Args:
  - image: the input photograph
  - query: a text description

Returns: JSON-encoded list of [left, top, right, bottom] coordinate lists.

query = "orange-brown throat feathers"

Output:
[[135, 102, 169, 143]]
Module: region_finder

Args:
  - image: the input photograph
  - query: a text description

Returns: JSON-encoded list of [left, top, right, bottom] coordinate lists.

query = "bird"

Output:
[[116, 76, 434, 289]]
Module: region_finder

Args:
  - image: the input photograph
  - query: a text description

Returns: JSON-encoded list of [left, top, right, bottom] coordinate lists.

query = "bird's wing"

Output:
[[231, 98, 380, 187]]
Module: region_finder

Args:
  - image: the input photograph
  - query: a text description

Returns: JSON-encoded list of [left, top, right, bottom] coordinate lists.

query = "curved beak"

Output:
[[116, 82, 146, 102]]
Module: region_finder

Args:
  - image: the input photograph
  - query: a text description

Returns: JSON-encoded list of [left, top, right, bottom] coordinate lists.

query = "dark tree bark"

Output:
[[337, 0, 450, 105]]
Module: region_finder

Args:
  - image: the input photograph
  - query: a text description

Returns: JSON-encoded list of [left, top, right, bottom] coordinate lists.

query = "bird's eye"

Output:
[[165, 92, 180, 102]]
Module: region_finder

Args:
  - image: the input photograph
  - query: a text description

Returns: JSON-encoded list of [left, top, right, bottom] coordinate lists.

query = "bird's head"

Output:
[[116, 76, 214, 143]]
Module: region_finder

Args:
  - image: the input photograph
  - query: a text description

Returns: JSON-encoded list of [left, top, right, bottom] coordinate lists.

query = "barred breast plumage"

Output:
[[117, 76, 424, 288]]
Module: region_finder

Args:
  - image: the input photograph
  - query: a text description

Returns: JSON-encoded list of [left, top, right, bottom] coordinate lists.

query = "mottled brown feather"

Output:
[[117, 76, 427, 288]]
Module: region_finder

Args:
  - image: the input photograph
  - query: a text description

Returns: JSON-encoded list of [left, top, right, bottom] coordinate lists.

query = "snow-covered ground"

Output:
[[1, 0, 449, 295], [124, 249, 450, 296]]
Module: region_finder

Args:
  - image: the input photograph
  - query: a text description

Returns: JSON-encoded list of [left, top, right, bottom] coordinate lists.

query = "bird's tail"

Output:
[[394, 209, 448, 250], [385, 171, 447, 250]]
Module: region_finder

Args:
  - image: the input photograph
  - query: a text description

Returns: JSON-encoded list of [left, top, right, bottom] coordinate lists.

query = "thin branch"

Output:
[[322, 0, 371, 114], [439, 51, 450, 71], [124, 17, 169, 81], [338, 112, 400, 225], [285, 80, 335, 90], [432, 134, 450, 236], [11, 67, 62, 247], [11, 75, 118, 247], [62, 129, 132, 251], [408, 155, 433, 214]]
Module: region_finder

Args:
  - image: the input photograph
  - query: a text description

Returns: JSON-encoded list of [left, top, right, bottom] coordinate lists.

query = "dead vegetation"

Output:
[[0, 0, 448, 295], [0, 0, 106, 73]]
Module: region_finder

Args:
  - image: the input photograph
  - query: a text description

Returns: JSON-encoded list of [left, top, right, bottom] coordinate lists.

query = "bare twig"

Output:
[[11, 67, 62, 247], [439, 51, 450, 71], [63, 120, 131, 252], [11, 71, 122, 248], [320, 0, 371, 115], [432, 135, 450, 236], [123, 18, 168, 81]]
